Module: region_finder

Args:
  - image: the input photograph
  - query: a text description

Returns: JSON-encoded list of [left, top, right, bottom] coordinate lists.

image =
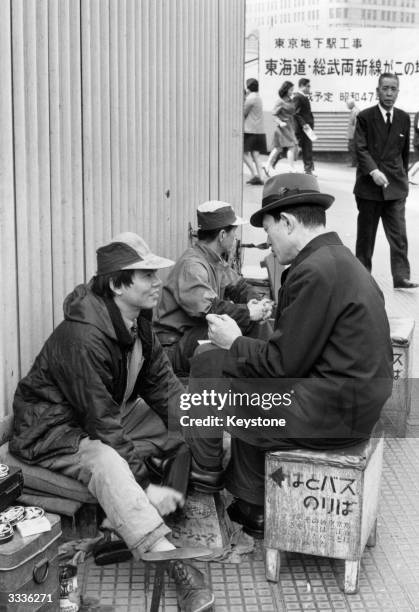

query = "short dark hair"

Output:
[[246, 78, 259, 92], [91, 269, 137, 298], [378, 73, 399, 87], [278, 80, 294, 99], [298, 78, 310, 88], [272, 205, 325, 228], [197, 225, 235, 242]]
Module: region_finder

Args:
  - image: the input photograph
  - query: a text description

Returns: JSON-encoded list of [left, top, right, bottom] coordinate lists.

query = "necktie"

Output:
[[386, 112, 391, 132]]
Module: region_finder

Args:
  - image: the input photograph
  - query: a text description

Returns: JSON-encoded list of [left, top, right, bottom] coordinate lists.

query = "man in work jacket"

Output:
[[156, 200, 273, 375], [182, 174, 393, 539], [10, 233, 215, 612]]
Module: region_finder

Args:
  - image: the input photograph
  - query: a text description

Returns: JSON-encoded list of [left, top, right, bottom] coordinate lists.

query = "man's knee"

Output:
[[78, 438, 131, 482]]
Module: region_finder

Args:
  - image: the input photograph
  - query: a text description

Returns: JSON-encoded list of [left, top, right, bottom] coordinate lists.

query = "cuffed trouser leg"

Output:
[[39, 437, 170, 557]]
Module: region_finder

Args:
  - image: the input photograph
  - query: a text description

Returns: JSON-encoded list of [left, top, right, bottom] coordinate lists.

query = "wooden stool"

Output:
[[264, 431, 384, 593]]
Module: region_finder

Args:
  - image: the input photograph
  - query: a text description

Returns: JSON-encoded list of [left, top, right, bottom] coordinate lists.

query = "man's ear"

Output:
[[281, 213, 295, 234], [110, 279, 123, 296]]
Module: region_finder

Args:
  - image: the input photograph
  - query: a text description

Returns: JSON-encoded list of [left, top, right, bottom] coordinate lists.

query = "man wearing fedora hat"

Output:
[[156, 200, 273, 375], [183, 174, 393, 538], [10, 233, 215, 612]]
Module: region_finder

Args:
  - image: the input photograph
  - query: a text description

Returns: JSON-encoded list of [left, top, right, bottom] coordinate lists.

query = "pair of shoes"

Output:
[[393, 279, 419, 289], [305, 171, 317, 177], [189, 457, 224, 493], [247, 176, 264, 185], [227, 498, 264, 539], [169, 560, 215, 611]]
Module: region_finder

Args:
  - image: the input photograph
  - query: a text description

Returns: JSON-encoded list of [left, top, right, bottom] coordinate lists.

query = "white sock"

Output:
[[149, 537, 176, 553]]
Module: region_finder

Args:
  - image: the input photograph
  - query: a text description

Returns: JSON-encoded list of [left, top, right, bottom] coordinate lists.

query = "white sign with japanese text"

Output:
[[259, 27, 419, 112]]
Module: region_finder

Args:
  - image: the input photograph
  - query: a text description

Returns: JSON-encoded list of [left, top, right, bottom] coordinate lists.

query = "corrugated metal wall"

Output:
[[0, 0, 245, 417]]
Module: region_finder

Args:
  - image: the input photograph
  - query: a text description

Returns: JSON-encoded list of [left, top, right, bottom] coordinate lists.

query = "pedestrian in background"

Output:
[[353, 73, 418, 289], [262, 80, 298, 176], [243, 78, 266, 186], [346, 99, 359, 167], [293, 78, 316, 175]]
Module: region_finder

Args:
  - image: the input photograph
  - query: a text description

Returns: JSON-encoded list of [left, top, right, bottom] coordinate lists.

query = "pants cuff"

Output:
[[130, 523, 172, 559]]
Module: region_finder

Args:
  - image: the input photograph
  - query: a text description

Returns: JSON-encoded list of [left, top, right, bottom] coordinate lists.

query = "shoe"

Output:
[[262, 165, 271, 178], [247, 176, 264, 185], [189, 457, 224, 493], [227, 499, 264, 539], [144, 455, 174, 481], [305, 171, 317, 177], [393, 279, 419, 289], [169, 560, 215, 612]]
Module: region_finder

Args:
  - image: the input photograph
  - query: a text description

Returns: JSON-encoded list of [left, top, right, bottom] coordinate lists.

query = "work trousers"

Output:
[[355, 196, 410, 283], [39, 399, 182, 558]]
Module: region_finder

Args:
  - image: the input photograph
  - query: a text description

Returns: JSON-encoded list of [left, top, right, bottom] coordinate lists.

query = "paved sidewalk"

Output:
[[79, 160, 419, 611]]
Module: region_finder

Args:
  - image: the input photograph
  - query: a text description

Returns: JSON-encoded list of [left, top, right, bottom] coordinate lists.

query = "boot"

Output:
[[169, 560, 215, 611]]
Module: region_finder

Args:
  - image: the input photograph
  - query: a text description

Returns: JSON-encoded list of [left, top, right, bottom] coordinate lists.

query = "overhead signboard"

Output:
[[259, 27, 419, 112]]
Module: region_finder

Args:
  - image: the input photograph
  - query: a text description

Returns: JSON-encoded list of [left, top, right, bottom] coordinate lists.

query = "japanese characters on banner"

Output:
[[259, 27, 419, 112]]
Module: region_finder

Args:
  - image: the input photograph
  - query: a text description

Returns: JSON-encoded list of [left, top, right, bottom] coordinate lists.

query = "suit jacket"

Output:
[[414, 111, 419, 147], [220, 232, 393, 445], [353, 105, 410, 201], [293, 91, 314, 130]]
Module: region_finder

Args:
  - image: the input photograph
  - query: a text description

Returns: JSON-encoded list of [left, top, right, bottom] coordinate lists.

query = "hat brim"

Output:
[[232, 215, 248, 226], [121, 253, 175, 270], [250, 193, 334, 227]]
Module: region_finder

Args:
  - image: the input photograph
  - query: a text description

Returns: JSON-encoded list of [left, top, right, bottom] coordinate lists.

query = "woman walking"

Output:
[[243, 78, 266, 185], [263, 80, 298, 176]]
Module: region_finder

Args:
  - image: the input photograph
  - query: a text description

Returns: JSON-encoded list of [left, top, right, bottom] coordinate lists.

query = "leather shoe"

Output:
[[227, 499, 264, 539], [393, 279, 419, 289], [144, 455, 174, 481], [189, 457, 224, 493], [169, 560, 215, 612]]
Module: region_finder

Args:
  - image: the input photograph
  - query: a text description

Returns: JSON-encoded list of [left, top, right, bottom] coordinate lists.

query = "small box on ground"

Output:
[[0, 513, 61, 611]]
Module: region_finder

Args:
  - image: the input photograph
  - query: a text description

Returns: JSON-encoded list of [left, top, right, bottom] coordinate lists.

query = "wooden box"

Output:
[[265, 433, 384, 593], [382, 317, 415, 437], [0, 514, 61, 611]]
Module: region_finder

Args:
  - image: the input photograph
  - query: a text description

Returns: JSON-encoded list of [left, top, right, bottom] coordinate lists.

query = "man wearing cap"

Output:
[[183, 174, 393, 538], [10, 233, 215, 612], [156, 201, 273, 375]]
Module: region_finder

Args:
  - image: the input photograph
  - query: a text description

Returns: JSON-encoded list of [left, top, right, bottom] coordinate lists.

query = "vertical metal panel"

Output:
[[48, 0, 84, 322], [82, 0, 112, 277], [1, 0, 246, 417], [0, 0, 19, 415], [11, 0, 53, 376]]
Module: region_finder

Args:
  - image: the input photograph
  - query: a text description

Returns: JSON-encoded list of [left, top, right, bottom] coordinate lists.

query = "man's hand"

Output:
[[146, 483, 184, 516], [370, 169, 389, 188], [248, 298, 274, 321], [206, 313, 242, 350]]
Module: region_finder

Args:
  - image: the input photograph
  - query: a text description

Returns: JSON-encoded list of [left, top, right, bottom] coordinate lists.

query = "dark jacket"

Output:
[[10, 283, 184, 487], [414, 111, 419, 148], [293, 91, 314, 130], [353, 105, 410, 201], [156, 242, 258, 335], [221, 232, 393, 445]]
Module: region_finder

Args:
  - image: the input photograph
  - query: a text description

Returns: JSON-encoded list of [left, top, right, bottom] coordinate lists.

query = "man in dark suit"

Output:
[[182, 173, 393, 538], [293, 78, 315, 174], [353, 73, 418, 289]]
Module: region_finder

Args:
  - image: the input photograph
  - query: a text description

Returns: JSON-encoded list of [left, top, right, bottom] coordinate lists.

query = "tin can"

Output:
[[59, 563, 80, 612]]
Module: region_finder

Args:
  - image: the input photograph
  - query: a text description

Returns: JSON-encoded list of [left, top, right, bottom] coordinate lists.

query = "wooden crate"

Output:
[[382, 317, 415, 437], [264, 433, 384, 593]]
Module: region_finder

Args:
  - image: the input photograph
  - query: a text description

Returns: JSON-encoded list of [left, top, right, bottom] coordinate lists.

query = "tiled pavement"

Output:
[[79, 160, 419, 611]]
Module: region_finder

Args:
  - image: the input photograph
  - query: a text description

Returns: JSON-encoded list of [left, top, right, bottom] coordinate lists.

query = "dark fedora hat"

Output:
[[250, 173, 334, 227]]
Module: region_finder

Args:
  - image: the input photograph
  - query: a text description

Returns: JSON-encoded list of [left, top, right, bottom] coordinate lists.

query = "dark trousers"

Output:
[[296, 129, 314, 173], [355, 196, 410, 283], [183, 349, 298, 505]]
